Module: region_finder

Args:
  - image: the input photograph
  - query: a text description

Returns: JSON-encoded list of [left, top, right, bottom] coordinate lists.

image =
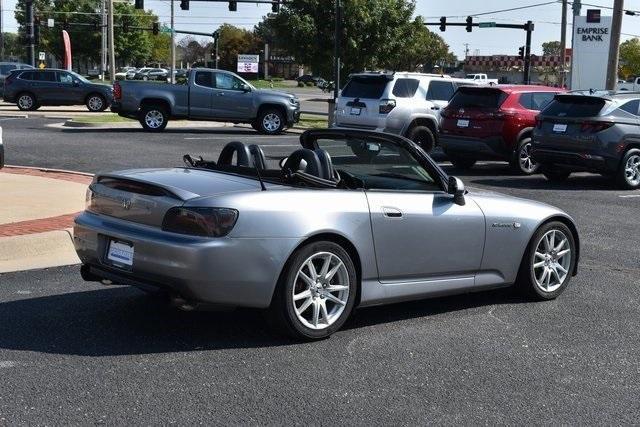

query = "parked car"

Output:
[[531, 92, 640, 189], [616, 77, 640, 91], [0, 62, 34, 96], [296, 75, 323, 85], [335, 72, 477, 152], [439, 85, 565, 174], [134, 68, 168, 81], [74, 128, 580, 340], [112, 68, 300, 133], [464, 73, 499, 85], [126, 67, 148, 80], [3, 68, 113, 112], [115, 66, 137, 80]]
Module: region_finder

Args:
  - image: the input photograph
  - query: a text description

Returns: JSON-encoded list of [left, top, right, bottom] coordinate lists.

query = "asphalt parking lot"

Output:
[[1, 117, 639, 424]]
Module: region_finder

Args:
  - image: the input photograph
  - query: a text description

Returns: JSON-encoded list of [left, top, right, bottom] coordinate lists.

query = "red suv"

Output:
[[439, 85, 565, 174]]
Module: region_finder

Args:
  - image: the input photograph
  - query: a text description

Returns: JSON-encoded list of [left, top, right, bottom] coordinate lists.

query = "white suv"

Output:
[[335, 72, 476, 152]]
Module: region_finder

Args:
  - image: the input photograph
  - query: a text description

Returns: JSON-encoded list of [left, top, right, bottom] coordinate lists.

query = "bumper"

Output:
[[530, 148, 619, 173], [74, 212, 299, 308], [438, 134, 509, 159], [287, 107, 300, 125]]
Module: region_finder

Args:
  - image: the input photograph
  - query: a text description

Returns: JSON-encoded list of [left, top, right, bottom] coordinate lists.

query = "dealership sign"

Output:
[[237, 54, 259, 73], [570, 10, 612, 90]]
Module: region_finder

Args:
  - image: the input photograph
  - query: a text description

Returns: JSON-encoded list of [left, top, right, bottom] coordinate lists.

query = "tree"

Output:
[[217, 24, 261, 70], [256, 0, 455, 78], [619, 38, 640, 79], [542, 41, 561, 56], [1, 33, 25, 61], [178, 36, 206, 64]]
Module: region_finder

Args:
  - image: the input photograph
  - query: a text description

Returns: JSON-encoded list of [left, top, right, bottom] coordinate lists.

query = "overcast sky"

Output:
[[3, 0, 640, 58]]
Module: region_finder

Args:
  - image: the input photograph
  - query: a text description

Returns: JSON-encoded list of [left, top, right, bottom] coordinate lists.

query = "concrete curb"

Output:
[[0, 228, 79, 273], [4, 164, 94, 177], [60, 119, 237, 130]]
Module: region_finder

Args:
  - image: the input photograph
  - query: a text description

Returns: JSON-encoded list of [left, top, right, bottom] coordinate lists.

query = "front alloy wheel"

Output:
[[618, 149, 640, 189], [270, 241, 357, 340], [86, 94, 105, 112], [257, 109, 285, 134], [17, 93, 36, 111]]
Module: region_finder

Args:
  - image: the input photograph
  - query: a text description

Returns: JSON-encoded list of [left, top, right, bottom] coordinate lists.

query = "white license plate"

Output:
[[107, 240, 134, 267], [553, 123, 567, 133], [350, 107, 361, 115], [457, 119, 469, 128]]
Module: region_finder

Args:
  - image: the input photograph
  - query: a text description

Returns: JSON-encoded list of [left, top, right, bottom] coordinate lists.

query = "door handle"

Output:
[[382, 207, 403, 218]]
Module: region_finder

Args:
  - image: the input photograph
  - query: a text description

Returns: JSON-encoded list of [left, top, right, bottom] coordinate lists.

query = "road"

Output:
[[1, 117, 639, 424]]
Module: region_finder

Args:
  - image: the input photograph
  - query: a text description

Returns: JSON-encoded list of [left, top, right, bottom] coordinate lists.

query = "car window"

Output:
[[448, 88, 508, 109], [19, 71, 34, 80], [392, 78, 420, 98], [531, 92, 556, 111], [0, 64, 15, 75], [215, 73, 245, 90], [619, 99, 640, 116], [314, 137, 439, 191], [518, 93, 533, 109], [58, 72, 74, 83], [426, 81, 455, 101], [37, 71, 56, 82], [194, 71, 213, 88], [341, 76, 389, 99], [542, 96, 606, 117]]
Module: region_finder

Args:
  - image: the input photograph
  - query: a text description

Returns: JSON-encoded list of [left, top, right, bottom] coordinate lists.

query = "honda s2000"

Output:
[[74, 129, 580, 339]]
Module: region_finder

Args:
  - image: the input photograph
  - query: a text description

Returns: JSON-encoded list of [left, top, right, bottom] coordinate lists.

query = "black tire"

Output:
[[250, 120, 261, 132], [139, 104, 169, 132], [516, 221, 576, 301], [511, 137, 539, 175], [269, 241, 358, 340], [86, 93, 107, 112], [616, 148, 640, 190], [448, 154, 477, 170], [16, 92, 38, 111], [256, 108, 286, 135], [407, 125, 435, 153], [541, 166, 571, 183]]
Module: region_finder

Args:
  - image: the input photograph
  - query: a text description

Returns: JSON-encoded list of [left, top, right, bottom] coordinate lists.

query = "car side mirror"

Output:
[[241, 83, 251, 92], [73, 80, 80, 86], [447, 176, 466, 206]]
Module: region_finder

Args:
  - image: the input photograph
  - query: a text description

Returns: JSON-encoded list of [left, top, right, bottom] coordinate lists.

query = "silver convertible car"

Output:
[[74, 129, 580, 339]]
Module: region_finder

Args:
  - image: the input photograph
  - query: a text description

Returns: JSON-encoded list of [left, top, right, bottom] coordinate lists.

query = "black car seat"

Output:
[[248, 144, 267, 170], [282, 148, 322, 178], [314, 148, 337, 181], [218, 141, 251, 167]]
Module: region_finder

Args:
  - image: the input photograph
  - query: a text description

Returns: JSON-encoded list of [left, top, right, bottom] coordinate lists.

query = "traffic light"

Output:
[[134, 0, 144, 9], [228, 1, 237, 11], [439, 16, 446, 32], [152, 22, 159, 35], [465, 16, 473, 32], [180, 0, 189, 10], [272, 0, 280, 13], [518, 46, 525, 60]]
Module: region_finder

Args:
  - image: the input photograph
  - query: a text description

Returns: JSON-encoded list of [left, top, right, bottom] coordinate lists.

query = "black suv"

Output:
[[3, 68, 113, 112], [532, 92, 640, 189]]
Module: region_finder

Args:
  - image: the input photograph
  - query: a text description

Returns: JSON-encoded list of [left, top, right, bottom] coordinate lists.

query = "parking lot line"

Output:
[[618, 194, 640, 198]]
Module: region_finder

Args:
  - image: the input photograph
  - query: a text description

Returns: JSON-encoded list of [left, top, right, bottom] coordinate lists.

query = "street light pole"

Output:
[[560, 0, 567, 88], [108, 0, 115, 82], [101, 0, 107, 81], [170, 0, 175, 83], [605, 0, 624, 90], [332, 0, 341, 100]]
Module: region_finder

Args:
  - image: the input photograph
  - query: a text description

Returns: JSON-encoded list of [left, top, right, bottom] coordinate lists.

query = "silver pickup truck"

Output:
[[111, 68, 300, 134]]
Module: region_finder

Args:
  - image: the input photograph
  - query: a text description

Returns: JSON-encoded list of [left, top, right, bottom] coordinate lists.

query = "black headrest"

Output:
[[282, 148, 322, 177], [314, 149, 336, 181], [248, 144, 266, 170], [218, 141, 251, 167]]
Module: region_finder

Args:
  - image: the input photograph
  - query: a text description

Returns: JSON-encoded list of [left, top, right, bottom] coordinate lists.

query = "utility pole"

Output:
[[606, 0, 624, 90], [101, 0, 107, 81], [264, 43, 269, 80], [523, 21, 533, 84], [215, 36, 219, 68], [26, 0, 35, 66], [333, 0, 341, 100], [560, 0, 567, 88], [108, 0, 115, 82], [463, 43, 469, 60], [1, 0, 4, 60], [170, 0, 175, 83]]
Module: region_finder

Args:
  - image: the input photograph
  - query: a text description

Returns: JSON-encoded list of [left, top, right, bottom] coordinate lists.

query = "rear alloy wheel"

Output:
[[513, 137, 539, 175], [517, 221, 576, 300], [17, 93, 37, 111], [270, 241, 357, 340], [541, 166, 571, 183], [139, 104, 169, 132], [257, 109, 285, 134], [617, 148, 640, 190], [407, 125, 435, 153], [86, 94, 106, 112], [448, 154, 477, 170]]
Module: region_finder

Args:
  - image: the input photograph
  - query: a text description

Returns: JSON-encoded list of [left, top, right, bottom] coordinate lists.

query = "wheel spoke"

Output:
[[305, 260, 318, 280], [325, 260, 344, 281], [312, 300, 320, 327], [533, 260, 546, 268], [293, 289, 311, 301], [296, 297, 313, 314], [319, 254, 332, 277], [319, 300, 329, 324], [557, 249, 570, 258], [326, 284, 349, 292], [535, 251, 546, 260], [539, 267, 549, 287], [555, 263, 568, 274], [324, 292, 346, 306], [298, 271, 314, 287]]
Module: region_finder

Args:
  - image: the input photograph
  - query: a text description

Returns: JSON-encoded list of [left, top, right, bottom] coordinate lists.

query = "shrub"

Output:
[[297, 81, 305, 87], [305, 81, 314, 86]]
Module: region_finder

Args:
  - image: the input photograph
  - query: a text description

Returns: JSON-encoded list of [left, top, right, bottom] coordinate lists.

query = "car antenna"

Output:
[[253, 157, 267, 191]]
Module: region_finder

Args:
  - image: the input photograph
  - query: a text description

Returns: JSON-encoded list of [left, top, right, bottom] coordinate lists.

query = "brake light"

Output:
[[162, 207, 238, 237], [580, 121, 613, 133], [113, 82, 122, 100], [379, 99, 396, 114]]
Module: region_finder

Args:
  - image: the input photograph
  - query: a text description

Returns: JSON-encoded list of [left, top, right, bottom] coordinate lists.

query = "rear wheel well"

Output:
[[405, 118, 438, 142], [272, 232, 362, 307], [140, 98, 171, 115]]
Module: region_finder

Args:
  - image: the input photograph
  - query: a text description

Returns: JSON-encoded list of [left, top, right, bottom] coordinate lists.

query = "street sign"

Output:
[[38, 52, 45, 61], [478, 22, 497, 28], [237, 54, 259, 73], [160, 25, 172, 34], [47, 18, 54, 28]]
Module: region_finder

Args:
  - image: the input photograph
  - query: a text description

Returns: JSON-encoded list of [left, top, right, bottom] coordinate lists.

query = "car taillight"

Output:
[[580, 121, 614, 133], [162, 207, 238, 237], [379, 99, 396, 114], [112, 82, 122, 100]]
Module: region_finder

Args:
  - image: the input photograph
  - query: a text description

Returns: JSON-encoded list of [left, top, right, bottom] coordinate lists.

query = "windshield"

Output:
[[68, 71, 90, 83], [448, 87, 507, 109], [341, 76, 389, 99], [541, 96, 606, 117]]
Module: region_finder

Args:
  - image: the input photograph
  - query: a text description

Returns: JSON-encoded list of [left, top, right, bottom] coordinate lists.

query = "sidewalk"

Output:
[[0, 166, 92, 273]]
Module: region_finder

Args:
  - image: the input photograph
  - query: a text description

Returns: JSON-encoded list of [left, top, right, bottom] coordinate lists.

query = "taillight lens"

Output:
[[162, 207, 238, 237], [85, 186, 96, 211], [379, 99, 396, 114], [580, 121, 614, 133], [112, 82, 122, 100]]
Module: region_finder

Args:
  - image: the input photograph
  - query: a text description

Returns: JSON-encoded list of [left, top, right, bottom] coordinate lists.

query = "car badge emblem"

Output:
[[459, 108, 465, 114], [121, 199, 132, 210]]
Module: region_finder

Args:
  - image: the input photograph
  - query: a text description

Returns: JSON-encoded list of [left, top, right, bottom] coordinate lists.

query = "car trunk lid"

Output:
[[335, 74, 392, 129], [440, 87, 509, 137]]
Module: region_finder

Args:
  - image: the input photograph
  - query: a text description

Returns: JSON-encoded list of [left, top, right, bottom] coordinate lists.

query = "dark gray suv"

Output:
[[532, 92, 640, 189], [3, 68, 113, 112]]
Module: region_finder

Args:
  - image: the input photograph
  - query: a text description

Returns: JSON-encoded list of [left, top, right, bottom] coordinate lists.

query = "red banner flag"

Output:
[[62, 30, 72, 71]]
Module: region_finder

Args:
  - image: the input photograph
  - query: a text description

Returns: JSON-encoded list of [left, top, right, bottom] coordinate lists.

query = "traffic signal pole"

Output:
[[524, 21, 533, 84], [26, 0, 35, 66], [170, 0, 175, 83]]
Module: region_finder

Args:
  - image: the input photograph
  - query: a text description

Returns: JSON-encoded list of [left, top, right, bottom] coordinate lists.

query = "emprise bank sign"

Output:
[[570, 9, 612, 90]]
